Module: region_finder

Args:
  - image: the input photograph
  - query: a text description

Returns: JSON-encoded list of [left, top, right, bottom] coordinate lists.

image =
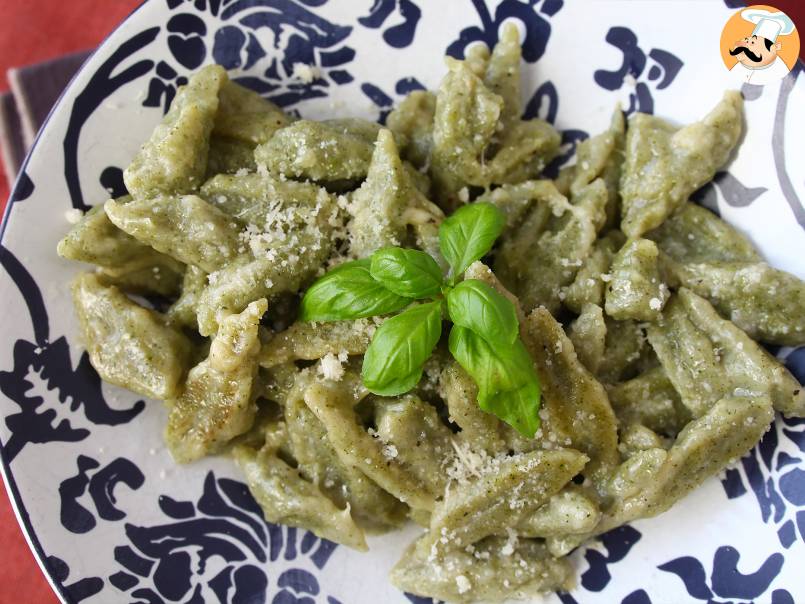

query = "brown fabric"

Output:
[[0, 49, 91, 185]]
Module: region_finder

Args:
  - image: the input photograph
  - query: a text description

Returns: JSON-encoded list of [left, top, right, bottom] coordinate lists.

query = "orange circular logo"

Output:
[[720, 4, 799, 85]]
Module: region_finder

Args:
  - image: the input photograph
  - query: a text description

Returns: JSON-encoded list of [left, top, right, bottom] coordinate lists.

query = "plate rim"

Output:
[[3, 1, 804, 602]]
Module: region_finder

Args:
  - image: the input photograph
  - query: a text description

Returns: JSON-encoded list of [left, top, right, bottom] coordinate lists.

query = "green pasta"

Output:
[[55, 25, 805, 603]]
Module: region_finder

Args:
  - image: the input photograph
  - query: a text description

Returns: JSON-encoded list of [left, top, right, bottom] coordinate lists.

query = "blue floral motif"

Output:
[[46, 555, 104, 602], [721, 407, 805, 549], [59, 455, 145, 534], [620, 590, 652, 604], [63, 27, 159, 210], [557, 526, 643, 604], [358, 0, 422, 48], [658, 545, 788, 602], [580, 525, 642, 591], [404, 594, 438, 604], [145, 0, 357, 112], [691, 171, 769, 214], [771, 66, 805, 230], [522, 79, 588, 177], [593, 26, 683, 115], [360, 77, 425, 123], [110, 472, 342, 603], [446, 0, 563, 63], [0, 247, 144, 462]]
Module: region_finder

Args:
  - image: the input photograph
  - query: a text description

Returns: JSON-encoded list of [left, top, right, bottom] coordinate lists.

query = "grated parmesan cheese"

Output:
[[64, 208, 84, 224], [291, 62, 322, 83], [319, 352, 345, 381]]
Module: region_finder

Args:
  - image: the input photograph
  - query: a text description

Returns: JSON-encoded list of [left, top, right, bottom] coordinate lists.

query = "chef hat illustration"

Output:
[[741, 8, 795, 42]]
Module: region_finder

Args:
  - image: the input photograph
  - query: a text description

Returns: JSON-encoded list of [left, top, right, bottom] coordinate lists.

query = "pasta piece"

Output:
[[440, 361, 515, 455], [165, 299, 266, 463], [304, 377, 437, 511], [620, 91, 743, 238], [618, 423, 666, 458], [200, 170, 329, 226], [486, 119, 561, 185], [57, 201, 183, 277], [411, 218, 448, 272], [166, 265, 208, 329], [675, 262, 805, 346], [424, 448, 587, 551], [285, 371, 408, 531], [647, 288, 805, 417], [551, 394, 773, 556], [206, 135, 256, 176], [348, 129, 418, 257], [254, 119, 375, 182], [431, 57, 502, 203], [605, 395, 771, 537], [232, 402, 285, 450], [56, 201, 188, 298], [568, 303, 607, 375], [259, 318, 377, 367], [568, 108, 625, 229], [233, 432, 368, 550], [479, 178, 564, 230], [516, 487, 601, 537], [607, 366, 691, 436], [386, 90, 435, 169], [124, 64, 226, 198], [481, 24, 560, 184], [403, 161, 431, 196], [521, 307, 620, 492], [484, 22, 521, 131], [570, 177, 608, 233], [465, 42, 490, 77], [327, 117, 394, 142], [497, 181, 604, 314], [563, 230, 624, 313], [596, 318, 652, 384], [105, 195, 244, 272], [375, 395, 453, 496], [72, 273, 191, 399], [646, 201, 761, 264], [391, 535, 572, 602], [213, 80, 291, 145], [95, 263, 183, 298], [259, 362, 300, 405], [197, 258, 298, 337], [195, 188, 336, 336], [604, 238, 669, 321]]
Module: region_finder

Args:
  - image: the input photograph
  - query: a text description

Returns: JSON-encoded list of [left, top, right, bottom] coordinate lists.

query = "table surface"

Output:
[[0, 5, 140, 601], [1, 1, 804, 603]]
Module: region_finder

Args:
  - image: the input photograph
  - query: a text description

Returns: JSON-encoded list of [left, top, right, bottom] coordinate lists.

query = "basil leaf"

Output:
[[439, 202, 505, 283], [370, 247, 444, 299], [300, 259, 409, 322], [446, 279, 519, 346], [449, 325, 541, 437], [362, 301, 443, 396]]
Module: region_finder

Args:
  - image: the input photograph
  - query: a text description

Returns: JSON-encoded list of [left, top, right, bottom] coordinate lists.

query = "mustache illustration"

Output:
[[730, 45, 763, 62]]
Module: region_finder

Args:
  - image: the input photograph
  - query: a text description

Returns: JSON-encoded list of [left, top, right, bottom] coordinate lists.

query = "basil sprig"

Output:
[[300, 202, 541, 437], [370, 247, 443, 298], [440, 202, 505, 284], [299, 259, 408, 321], [362, 301, 443, 396]]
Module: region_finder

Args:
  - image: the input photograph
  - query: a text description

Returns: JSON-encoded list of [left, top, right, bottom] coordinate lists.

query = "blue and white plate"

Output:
[[1, 1, 803, 602]]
